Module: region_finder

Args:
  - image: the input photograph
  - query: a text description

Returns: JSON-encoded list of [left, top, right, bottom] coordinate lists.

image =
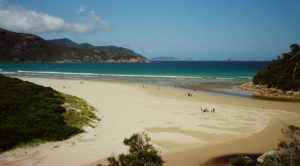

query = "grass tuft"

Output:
[[60, 93, 100, 129]]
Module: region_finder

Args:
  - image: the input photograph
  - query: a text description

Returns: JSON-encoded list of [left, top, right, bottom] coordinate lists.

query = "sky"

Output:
[[0, 0, 300, 60]]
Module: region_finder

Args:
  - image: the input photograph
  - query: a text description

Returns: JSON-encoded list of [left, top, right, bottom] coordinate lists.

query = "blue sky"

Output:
[[0, 0, 300, 60]]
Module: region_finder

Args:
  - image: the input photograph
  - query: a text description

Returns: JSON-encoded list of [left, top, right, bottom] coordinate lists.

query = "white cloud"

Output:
[[77, 6, 86, 13], [89, 9, 111, 31], [147, 49, 153, 53], [0, 6, 111, 34], [90, 9, 96, 15]]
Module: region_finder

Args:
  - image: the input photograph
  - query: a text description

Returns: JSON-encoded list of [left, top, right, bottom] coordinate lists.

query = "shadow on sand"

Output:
[[199, 153, 261, 166]]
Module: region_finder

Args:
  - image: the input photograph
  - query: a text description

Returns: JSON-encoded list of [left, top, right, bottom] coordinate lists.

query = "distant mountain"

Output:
[[150, 56, 199, 61], [150, 56, 183, 61], [79, 43, 94, 49], [0, 28, 148, 63], [48, 38, 144, 58], [47, 38, 80, 49], [224, 58, 231, 61]]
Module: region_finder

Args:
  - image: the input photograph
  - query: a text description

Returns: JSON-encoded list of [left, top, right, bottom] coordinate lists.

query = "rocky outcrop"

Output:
[[53, 57, 148, 63], [257, 150, 281, 164], [240, 82, 300, 99]]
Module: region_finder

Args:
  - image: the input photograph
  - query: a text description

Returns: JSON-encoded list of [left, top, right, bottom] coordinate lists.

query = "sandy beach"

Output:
[[0, 77, 300, 166]]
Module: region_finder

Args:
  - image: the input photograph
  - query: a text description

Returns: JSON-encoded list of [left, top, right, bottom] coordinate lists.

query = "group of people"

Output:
[[185, 93, 193, 97], [201, 108, 215, 113]]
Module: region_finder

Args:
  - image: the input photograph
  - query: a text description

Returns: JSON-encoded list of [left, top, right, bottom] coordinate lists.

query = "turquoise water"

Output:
[[0, 61, 268, 87]]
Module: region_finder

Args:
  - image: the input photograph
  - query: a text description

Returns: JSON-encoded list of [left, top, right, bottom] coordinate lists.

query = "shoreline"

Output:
[[177, 84, 300, 103], [240, 82, 300, 102], [15, 75, 300, 103], [1, 77, 300, 166]]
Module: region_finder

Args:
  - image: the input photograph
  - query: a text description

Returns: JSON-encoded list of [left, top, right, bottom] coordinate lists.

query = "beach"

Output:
[[0, 77, 300, 166]]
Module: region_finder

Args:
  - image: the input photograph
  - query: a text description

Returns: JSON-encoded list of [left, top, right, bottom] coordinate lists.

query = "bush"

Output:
[[99, 132, 164, 166], [230, 155, 254, 166], [274, 125, 300, 166], [0, 75, 84, 152], [257, 154, 287, 166], [256, 125, 300, 166]]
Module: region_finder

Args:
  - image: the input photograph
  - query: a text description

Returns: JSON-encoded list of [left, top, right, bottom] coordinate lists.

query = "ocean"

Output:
[[0, 61, 268, 97]]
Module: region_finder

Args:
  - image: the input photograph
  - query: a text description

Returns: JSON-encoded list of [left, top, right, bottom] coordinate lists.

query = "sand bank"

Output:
[[0, 77, 299, 166]]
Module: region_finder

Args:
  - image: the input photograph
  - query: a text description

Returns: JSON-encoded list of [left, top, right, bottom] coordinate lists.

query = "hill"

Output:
[[0, 28, 148, 63], [150, 56, 183, 61], [0, 74, 99, 152], [48, 38, 144, 57], [253, 44, 300, 91], [150, 56, 200, 61]]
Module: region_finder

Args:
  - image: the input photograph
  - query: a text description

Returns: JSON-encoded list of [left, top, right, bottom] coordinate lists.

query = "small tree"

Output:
[[98, 132, 164, 166], [290, 44, 300, 53], [277, 125, 300, 166]]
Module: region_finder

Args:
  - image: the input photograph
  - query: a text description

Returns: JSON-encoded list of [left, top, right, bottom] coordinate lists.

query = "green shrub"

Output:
[[257, 125, 300, 166], [230, 155, 253, 166], [257, 155, 287, 166], [99, 132, 164, 166], [0, 75, 98, 152]]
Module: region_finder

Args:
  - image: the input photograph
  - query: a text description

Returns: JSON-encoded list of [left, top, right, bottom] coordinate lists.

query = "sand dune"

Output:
[[0, 77, 299, 166]]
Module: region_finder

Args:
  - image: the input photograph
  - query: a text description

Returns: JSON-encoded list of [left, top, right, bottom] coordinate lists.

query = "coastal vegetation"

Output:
[[0, 28, 147, 63], [0, 74, 99, 152], [61, 93, 100, 128], [229, 155, 253, 166], [98, 132, 164, 166], [229, 125, 300, 166], [253, 44, 300, 91]]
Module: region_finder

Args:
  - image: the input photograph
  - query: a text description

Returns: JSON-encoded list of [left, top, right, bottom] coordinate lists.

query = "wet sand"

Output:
[[176, 84, 300, 102]]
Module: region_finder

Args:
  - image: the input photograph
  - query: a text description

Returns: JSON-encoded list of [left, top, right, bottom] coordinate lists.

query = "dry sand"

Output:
[[0, 77, 299, 166]]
